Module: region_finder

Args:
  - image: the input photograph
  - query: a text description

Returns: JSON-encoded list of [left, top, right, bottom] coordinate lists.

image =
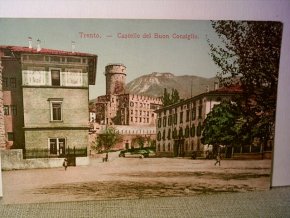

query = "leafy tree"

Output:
[[161, 88, 180, 106], [132, 135, 147, 149], [201, 101, 247, 153], [208, 21, 283, 146], [92, 127, 123, 157]]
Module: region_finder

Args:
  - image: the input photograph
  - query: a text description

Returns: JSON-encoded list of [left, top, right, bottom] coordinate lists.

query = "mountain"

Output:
[[125, 72, 219, 99]]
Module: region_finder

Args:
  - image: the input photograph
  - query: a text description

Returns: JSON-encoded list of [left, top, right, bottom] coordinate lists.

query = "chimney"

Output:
[[36, 39, 41, 52], [71, 41, 76, 53], [214, 82, 219, 90], [28, 37, 32, 49]]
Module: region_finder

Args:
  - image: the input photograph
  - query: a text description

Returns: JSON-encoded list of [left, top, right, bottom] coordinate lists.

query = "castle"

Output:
[[90, 63, 162, 150]]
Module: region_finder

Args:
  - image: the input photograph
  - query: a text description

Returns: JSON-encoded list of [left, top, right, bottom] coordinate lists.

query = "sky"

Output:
[[0, 18, 220, 99]]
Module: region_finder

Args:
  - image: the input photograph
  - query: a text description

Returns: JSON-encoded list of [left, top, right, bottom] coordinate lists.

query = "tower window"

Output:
[[51, 70, 61, 86]]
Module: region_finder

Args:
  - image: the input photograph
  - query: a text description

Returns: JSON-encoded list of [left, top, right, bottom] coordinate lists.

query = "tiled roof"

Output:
[[0, 45, 96, 57]]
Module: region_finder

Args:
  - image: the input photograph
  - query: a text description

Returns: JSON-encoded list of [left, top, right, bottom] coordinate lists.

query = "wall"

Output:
[[25, 129, 88, 150], [23, 88, 89, 128], [0, 58, 5, 149], [1, 149, 89, 170]]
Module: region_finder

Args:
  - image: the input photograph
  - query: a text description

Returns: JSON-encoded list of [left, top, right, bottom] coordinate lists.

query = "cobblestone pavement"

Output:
[[1, 153, 271, 204]]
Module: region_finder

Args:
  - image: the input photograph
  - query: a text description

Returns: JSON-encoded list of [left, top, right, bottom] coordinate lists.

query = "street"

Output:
[[1, 153, 271, 204]]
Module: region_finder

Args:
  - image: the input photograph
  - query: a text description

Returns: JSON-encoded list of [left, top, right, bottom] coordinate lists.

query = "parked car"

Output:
[[119, 148, 156, 158]]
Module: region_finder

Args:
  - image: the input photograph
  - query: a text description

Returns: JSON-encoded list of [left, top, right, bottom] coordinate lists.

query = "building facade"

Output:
[[89, 123, 156, 152], [155, 86, 242, 157], [92, 64, 162, 127], [0, 43, 97, 158], [90, 63, 162, 150]]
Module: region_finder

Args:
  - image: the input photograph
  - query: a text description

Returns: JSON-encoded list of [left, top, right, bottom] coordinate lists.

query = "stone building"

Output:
[[0, 42, 97, 158], [89, 123, 156, 152], [155, 85, 242, 157], [90, 63, 162, 150], [91, 64, 162, 127]]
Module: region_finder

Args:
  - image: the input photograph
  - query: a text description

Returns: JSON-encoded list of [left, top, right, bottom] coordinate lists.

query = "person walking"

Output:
[[214, 153, 221, 166], [63, 158, 68, 170]]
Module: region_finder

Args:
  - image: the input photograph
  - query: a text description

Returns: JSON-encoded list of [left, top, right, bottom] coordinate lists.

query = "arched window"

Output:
[[168, 143, 171, 151], [197, 122, 202, 137], [167, 128, 171, 140], [190, 124, 195, 137], [157, 144, 160, 151], [173, 128, 177, 139], [179, 127, 183, 138], [185, 125, 190, 138], [162, 129, 166, 140], [157, 131, 161, 141]]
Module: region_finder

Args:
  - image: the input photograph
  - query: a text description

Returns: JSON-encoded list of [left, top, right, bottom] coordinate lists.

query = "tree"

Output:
[[161, 88, 180, 106], [201, 101, 247, 154], [92, 127, 123, 157], [131, 135, 147, 149], [208, 21, 283, 146], [171, 88, 180, 105]]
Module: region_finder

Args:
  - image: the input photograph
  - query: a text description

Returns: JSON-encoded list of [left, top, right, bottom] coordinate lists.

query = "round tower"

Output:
[[105, 63, 127, 95]]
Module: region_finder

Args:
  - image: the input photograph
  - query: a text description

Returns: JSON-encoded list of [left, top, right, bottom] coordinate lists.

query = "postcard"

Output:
[[0, 18, 283, 204]]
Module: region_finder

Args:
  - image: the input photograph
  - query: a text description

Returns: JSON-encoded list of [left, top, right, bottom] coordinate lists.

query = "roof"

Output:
[[155, 85, 243, 112], [0, 45, 98, 85], [0, 45, 97, 57]]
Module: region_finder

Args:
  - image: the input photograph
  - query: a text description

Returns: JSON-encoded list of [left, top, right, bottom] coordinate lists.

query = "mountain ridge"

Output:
[[125, 72, 218, 99]]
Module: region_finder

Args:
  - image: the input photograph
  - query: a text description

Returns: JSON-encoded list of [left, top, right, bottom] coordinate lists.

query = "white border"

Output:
[[0, 0, 289, 187]]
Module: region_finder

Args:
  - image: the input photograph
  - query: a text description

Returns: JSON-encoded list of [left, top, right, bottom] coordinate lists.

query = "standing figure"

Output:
[[63, 158, 68, 170], [214, 153, 221, 166]]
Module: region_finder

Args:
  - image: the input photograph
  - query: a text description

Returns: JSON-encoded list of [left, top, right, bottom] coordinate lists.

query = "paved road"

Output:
[[1, 154, 271, 204]]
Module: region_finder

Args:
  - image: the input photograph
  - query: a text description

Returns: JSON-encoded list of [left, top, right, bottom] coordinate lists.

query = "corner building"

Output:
[[0, 45, 97, 158], [155, 86, 242, 157]]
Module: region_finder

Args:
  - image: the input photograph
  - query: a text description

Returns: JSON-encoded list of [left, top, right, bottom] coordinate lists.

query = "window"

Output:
[[51, 69, 61, 86], [185, 126, 190, 138], [167, 128, 171, 140], [8, 132, 14, 141], [52, 103, 62, 121], [49, 138, 66, 155], [4, 105, 9, 115], [179, 127, 183, 138], [186, 110, 190, 122], [157, 144, 161, 151], [162, 129, 166, 140], [180, 111, 183, 123], [163, 117, 167, 127], [168, 115, 172, 126], [190, 124, 196, 137], [10, 78, 16, 88], [11, 105, 17, 116], [157, 118, 161, 128], [191, 108, 196, 120], [198, 106, 202, 119], [197, 122, 202, 137], [49, 99, 63, 121], [3, 77, 8, 88], [157, 131, 161, 141]]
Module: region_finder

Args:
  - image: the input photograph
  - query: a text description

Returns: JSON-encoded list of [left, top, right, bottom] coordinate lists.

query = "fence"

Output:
[[24, 147, 87, 159]]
